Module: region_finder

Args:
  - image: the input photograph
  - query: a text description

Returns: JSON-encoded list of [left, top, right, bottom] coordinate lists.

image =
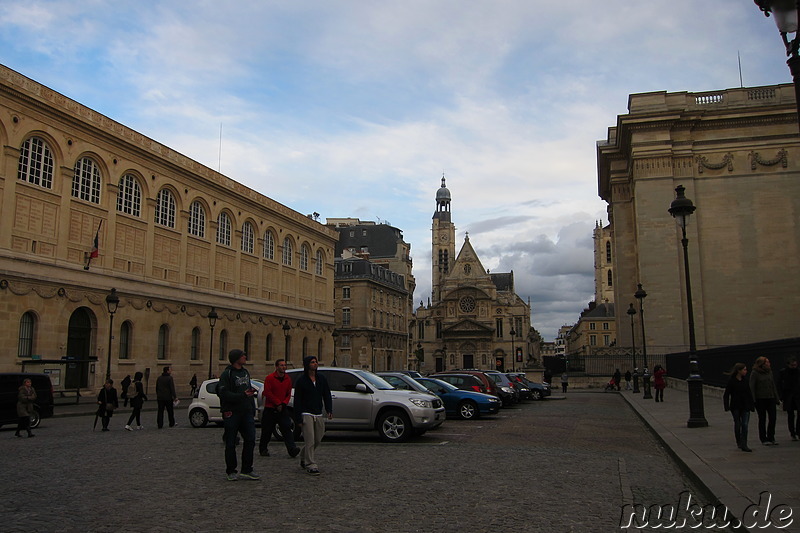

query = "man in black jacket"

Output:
[[155, 366, 177, 429], [217, 349, 260, 481], [779, 357, 800, 441], [294, 356, 333, 475]]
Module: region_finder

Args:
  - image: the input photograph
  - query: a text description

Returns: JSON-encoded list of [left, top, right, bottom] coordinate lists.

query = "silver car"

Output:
[[187, 378, 263, 428]]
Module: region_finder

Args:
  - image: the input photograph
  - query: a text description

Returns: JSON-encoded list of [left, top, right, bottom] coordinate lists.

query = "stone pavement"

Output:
[[620, 382, 800, 533]]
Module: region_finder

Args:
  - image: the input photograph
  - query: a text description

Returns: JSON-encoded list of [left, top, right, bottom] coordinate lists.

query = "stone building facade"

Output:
[[413, 178, 535, 373], [597, 84, 800, 352], [0, 64, 338, 395]]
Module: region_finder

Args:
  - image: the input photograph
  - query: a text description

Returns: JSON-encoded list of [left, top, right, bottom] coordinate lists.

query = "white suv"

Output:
[[187, 378, 263, 428], [286, 367, 445, 442]]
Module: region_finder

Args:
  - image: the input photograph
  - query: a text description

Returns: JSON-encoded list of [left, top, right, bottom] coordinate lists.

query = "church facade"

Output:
[[412, 178, 535, 373]]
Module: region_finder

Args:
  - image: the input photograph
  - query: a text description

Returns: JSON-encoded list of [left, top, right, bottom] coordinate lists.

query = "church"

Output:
[[412, 178, 536, 373]]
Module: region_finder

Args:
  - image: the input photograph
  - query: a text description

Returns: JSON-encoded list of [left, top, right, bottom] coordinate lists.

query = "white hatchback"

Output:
[[187, 378, 263, 428]]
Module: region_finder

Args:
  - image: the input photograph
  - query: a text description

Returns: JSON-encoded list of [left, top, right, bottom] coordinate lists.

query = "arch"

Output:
[[317, 339, 323, 359], [218, 329, 228, 361], [157, 324, 170, 359], [607, 269, 613, 287], [265, 333, 273, 361], [17, 135, 55, 189], [241, 221, 255, 254], [191, 327, 201, 360], [188, 200, 207, 238], [300, 243, 310, 271], [244, 331, 252, 354], [72, 155, 103, 204], [66, 307, 95, 388], [282, 236, 294, 266], [315, 248, 325, 275], [119, 320, 133, 359], [18, 311, 36, 357], [217, 211, 232, 246], [302, 336, 309, 358], [605, 240, 612, 263], [154, 188, 177, 228], [263, 229, 276, 260], [116, 173, 143, 217]]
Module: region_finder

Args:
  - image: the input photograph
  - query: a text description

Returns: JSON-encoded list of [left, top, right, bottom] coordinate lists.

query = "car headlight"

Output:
[[501, 387, 513, 393], [409, 398, 433, 409]]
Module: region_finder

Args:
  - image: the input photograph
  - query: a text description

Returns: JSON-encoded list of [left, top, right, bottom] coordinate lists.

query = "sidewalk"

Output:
[[621, 383, 799, 533]]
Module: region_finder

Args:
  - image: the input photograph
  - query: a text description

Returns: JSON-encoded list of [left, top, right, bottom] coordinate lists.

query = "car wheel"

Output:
[[29, 409, 41, 429], [377, 410, 412, 443], [458, 400, 479, 420], [531, 390, 543, 401], [189, 407, 208, 428]]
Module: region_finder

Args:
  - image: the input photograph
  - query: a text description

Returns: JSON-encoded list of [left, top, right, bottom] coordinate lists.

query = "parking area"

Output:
[[0, 392, 711, 532]]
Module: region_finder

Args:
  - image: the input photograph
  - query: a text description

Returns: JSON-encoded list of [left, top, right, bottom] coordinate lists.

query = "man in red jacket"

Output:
[[259, 359, 300, 458]]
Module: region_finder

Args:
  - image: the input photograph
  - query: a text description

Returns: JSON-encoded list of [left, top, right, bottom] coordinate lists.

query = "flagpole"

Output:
[[84, 220, 102, 270]]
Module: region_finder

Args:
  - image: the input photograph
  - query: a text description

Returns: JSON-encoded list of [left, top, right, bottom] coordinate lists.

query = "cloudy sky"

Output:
[[0, 1, 791, 339]]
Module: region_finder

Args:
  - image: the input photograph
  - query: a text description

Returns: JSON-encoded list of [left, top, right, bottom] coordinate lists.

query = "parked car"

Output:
[[434, 370, 500, 400], [415, 377, 501, 420], [187, 378, 263, 428], [286, 367, 445, 443], [377, 372, 434, 395], [508, 373, 551, 401], [483, 371, 519, 405], [429, 373, 487, 394], [0, 373, 54, 429]]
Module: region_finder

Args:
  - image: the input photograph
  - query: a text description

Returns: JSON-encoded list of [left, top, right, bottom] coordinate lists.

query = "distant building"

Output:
[[593, 221, 614, 305], [565, 302, 616, 356], [598, 84, 800, 352], [413, 177, 536, 372]]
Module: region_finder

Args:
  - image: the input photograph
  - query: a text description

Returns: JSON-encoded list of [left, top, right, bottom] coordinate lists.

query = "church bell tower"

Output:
[[431, 176, 456, 304]]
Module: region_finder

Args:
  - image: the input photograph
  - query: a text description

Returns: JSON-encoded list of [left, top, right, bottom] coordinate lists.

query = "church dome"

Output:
[[436, 176, 451, 202]]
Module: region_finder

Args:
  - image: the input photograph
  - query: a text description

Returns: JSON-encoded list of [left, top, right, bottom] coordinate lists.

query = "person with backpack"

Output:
[[217, 349, 260, 481], [124, 372, 146, 430]]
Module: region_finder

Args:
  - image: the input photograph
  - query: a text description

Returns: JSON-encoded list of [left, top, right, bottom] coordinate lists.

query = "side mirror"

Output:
[[355, 383, 368, 393]]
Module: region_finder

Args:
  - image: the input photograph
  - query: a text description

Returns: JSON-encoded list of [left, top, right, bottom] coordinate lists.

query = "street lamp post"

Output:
[[207, 307, 218, 379], [634, 284, 652, 400], [331, 330, 339, 367], [510, 324, 517, 372], [283, 322, 291, 364], [627, 303, 640, 393], [755, 0, 800, 130], [369, 334, 377, 372], [105, 288, 119, 381], [669, 185, 708, 428]]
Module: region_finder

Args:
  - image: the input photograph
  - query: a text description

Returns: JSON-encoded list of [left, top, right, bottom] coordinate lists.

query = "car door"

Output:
[[319, 370, 372, 429]]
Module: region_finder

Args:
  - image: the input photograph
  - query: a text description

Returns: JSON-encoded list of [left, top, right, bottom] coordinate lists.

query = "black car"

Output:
[[0, 373, 54, 428]]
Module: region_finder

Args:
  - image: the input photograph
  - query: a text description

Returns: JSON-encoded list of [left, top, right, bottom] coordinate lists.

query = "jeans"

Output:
[[260, 407, 296, 454], [157, 399, 175, 428], [754, 398, 777, 443], [224, 410, 256, 475], [730, 409, 751, 448], [786, 398, 799, 437]]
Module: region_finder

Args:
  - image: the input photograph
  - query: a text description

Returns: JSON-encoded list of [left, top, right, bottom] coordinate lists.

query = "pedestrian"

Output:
[[561, 372, 568, 393], [543, 369, 553, 385], [120, 374, 131, 407], [259, 359, 301, 458], [294, 355, 333, 475], [189, 374, 198, 397], [750, 356, 780, 446], [624, 370, 632, 390], [96, 379, 119, 431], [778, 356, 800, 441], [653, 365, 666, 402], [15, 378, 36, 438], [155, 366, 178, 429], [218, 349, 260, 481], [723, 363, 755, 452], [125, 371, 146, 431], [612, 369, 621, 391]]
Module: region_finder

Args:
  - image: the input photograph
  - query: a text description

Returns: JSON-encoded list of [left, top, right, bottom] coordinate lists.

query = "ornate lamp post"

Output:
[[105, 288, 119, 381], [755, 0, 800, 130], [510, 323, 517, 372], [627, 303, 640, 393], [369, 334, 377, 372], [331, 330, 339, 367], [207, 307, 218, 379], [634, 284, 652, 400], [283, 321, 292, 363], [669, 185, 708, 428]]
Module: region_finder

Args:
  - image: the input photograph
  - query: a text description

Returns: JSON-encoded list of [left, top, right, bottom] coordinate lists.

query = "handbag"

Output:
[[105, 403, 115, 412]]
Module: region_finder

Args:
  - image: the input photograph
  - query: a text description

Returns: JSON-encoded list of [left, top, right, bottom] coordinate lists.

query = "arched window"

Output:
[[18, 137, 54, 188], [242, 222, 254, 254], [317, 339, 323, 358], [263, 231, 275, 260], [188, 201, 205, 238], [18, 312, 35, 357], [265, 333, 272, 361], [191, 327, 200, 360], [116, 174, 142, 217], [302, 337, 308, 358], [157, 324, 169, 360], [282, 238, 293, 266], [72, 156, 101, 203], [218, 330, 228, 361], [300, 245, 309, 271], [607, 269, 613, 287], [119, 321, 132, 359], [315, 249, 324, 275], [217, 212, 231, 246], [154, 189, 176, 228], [606, 241, 612, 263], [244, 332, 252, 355]]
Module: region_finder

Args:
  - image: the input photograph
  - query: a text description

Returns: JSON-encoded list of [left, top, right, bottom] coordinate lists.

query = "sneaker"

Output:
[[124, 425, 133, 431], [740, 445, 753, 452], [136, 426, 144, 430], [307, 467, 320, 476], [260, 449, 270, 457], [226, 472, 238, 481], [239, 471, 261, 481], [101, 428, 110, 432], [771, 441, 779, 445], [289, 447, 301, 458], [762, 442, 771, 446]]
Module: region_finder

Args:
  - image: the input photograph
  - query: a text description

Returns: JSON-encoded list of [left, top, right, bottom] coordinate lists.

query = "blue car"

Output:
[[415, 377, 501, 420]]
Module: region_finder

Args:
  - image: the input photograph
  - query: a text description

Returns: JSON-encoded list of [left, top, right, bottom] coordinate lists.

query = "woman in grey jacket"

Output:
[[749, 356, 780, 446]]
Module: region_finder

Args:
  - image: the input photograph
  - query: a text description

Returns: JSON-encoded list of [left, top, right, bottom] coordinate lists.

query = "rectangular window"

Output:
[[341, 334, 351, 347], [418, 320, 425, 340], [590, 335, 597, 346], [342, 308, 351, 326], [342, 287, 351, 299], [603, 322, 609, 330], [603, 335, 610, 346], [435, 321, 442, 339], [496, 318, 504, 338], [590, 323, 596, 330]]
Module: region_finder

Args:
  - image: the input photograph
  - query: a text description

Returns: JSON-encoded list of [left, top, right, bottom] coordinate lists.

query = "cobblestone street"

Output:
[[0, 393, 714, 532]]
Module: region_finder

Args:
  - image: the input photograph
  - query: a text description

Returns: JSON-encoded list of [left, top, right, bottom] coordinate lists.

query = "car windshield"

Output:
[[354, 370, 395, 390], [422, 378, 458, 392]]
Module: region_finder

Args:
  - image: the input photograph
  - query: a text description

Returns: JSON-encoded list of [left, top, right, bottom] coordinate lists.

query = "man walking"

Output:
[[260, 359, 300, 458], [779, 356, 800, 441], [155, 366, 178, 428], [294, 356, 333, 476], [218, 349, 260, 481]]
